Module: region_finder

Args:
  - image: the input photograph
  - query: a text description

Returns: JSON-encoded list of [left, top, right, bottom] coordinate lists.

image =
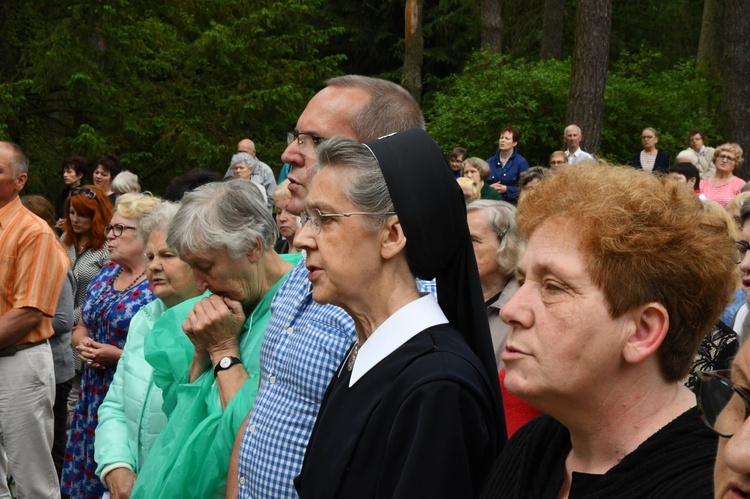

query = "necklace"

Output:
[[114, 267, 146, 291]]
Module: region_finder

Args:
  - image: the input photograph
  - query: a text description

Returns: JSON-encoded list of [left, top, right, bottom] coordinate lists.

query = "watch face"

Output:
[[220, 357, 232, 368]]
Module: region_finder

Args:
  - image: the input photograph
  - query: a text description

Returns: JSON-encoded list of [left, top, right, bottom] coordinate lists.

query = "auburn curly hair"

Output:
[[517, 163, 738, 382]]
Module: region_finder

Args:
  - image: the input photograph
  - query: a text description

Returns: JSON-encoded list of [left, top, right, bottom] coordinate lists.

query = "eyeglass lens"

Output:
[[699, 372, 750, 437], [105, 224, 133, 237]]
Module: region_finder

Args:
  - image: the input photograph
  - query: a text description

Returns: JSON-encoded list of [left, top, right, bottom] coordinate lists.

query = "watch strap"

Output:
[[213, 356, 243, 377]]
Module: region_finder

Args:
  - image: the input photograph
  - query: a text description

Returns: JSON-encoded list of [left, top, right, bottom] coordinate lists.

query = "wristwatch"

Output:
[[213, 356, 243, 377]]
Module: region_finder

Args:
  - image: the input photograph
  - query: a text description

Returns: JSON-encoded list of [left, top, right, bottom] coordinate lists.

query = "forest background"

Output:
[[1, 0, 747, 198]]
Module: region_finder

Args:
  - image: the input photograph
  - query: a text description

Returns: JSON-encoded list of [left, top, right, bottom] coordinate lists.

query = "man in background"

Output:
[[563, 124, 594, 164]]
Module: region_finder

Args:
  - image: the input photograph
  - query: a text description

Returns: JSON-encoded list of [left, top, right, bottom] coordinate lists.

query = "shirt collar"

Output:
[[0, 196, 21, 229], [349, 293, 448, 387]]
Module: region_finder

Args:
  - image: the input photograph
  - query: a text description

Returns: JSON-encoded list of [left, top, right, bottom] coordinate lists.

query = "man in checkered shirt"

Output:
[[226, 76, 426, 498]]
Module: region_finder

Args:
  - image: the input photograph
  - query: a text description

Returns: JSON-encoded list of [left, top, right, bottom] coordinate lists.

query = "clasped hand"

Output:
[[182, 295, 246, 357]]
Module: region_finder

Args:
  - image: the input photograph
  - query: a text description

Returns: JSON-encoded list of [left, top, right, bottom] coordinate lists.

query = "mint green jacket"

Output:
[[94, 298, 170, 482], [131, 253, 300, 498]]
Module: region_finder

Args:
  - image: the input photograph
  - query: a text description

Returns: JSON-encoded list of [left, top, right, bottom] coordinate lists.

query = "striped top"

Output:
[[0, 195, 69, 344]]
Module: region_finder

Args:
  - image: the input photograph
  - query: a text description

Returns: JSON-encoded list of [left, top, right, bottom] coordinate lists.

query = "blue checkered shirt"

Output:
[[236, 257, 435, 498]]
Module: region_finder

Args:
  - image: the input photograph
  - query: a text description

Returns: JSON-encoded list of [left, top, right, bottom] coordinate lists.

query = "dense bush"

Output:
[[426, 50, 718, 167]]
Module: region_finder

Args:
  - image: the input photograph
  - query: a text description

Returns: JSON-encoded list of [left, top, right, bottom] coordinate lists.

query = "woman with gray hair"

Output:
[[230, 152, 268, 206], [294, 130, 502, 497], [93, 201, 201, 498], [466, 200, 523, 369], [130, 178, 301, 498]]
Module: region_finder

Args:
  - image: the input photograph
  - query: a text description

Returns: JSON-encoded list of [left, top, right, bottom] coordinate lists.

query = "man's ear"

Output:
[[15, 173, 27, 193], [381, 215, 407, 260], [621, 302, 669, 366]]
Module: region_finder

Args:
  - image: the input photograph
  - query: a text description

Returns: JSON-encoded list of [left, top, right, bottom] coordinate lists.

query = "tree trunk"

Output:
[[566, 0, 612, 155], [720, 0, 750, 179], [697, 0, 723, 78], [402, 0, 424, 103], [540, 0, 565, 60], [481, 0, 503, 54]]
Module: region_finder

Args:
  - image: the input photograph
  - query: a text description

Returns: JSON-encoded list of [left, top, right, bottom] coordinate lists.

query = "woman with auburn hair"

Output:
[[61, 185, 113, 326], [700, 143, 747, 208], [481, 163, 736, 498]]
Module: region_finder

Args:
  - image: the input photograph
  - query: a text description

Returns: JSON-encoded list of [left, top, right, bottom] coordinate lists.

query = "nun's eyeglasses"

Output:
[[697, 370, 750, 438], [300, 208, 395, 236], [287, 131, 327, 152]]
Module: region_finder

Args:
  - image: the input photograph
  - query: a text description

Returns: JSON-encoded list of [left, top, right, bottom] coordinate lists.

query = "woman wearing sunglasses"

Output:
[[61, 186, 113, 326], [698, 340, 750, 499], [61, 193, 158, 498]]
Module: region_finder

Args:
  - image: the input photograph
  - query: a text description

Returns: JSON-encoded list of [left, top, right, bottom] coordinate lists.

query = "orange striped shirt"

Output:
[[0, 196, 69, 344]]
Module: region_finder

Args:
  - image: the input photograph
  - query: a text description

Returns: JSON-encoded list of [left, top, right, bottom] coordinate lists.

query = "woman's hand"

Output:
[[55, 218, 65, 230], [105, 468, 137, 499], [182, 295, 246, 361], [75, 337, 123, 369], [490, 182, 507, 194]]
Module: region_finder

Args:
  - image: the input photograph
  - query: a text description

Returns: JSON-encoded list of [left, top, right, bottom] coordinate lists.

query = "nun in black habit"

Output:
[[293, 128, 506, 498]]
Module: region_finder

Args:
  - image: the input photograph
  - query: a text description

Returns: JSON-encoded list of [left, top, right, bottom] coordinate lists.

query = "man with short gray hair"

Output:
[[0, 141, 68, 498]]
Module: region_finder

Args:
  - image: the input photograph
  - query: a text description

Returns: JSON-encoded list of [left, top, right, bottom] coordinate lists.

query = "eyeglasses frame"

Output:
[[697, 370, 750, 438], [299, 207, 396, 236], [104, 224, 138, 238]]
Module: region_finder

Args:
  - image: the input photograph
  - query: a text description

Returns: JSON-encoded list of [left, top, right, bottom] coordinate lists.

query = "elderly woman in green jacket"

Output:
[[95, 201, 201, 498]]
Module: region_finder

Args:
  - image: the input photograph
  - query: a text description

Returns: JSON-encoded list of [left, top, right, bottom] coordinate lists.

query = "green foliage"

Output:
[[426, 52, 571, 164], [1, 0, 344, 198], [426, 49, 718, 166]]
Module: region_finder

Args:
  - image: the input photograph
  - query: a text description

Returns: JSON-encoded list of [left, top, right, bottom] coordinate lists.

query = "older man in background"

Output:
[[563, 124, 593, 164], [0, 142, 68, 498]]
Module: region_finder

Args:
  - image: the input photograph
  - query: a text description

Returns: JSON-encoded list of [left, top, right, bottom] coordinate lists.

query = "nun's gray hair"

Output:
[[466, 199, 524, 277], [316, 136, 395, 231], [167, 178, 278, 259], [137, 201, 180, 245]]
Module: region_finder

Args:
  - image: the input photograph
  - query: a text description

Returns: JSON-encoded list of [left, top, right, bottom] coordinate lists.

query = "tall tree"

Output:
[[402, 0, 424, 103], [540, 0, 565, 59], [481, 0, 503, 53], [566, 0, 612, 155], [697, 0, 723, 78], [720, 0, 750, 177]]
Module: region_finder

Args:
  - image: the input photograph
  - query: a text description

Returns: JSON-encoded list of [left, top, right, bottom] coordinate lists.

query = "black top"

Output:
[[480, 407, 716, 499], [628, 150, 671, 173], [364, 129, 505, 441], [296, 325, 499, 499]]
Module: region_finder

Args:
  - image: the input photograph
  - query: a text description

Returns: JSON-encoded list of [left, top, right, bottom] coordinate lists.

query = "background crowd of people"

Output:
[[1, 75, 749, 499]]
